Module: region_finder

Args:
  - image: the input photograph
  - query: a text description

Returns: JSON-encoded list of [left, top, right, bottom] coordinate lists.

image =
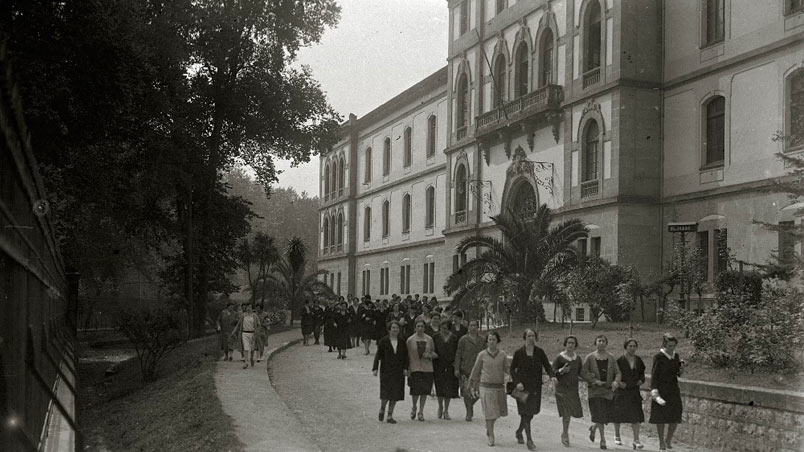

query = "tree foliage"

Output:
[[445, 205, 587, 324], [117, 309, 187, 382], [563, 257, 632, 327]]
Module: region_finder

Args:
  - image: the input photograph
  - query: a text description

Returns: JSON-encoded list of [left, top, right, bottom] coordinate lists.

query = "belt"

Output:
[[479, 382, 504, 389], [243, 330, 255, 333]]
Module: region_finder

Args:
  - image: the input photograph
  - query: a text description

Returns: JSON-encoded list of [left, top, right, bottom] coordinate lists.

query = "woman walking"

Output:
[[612, 338, 646, 449], [552, 336, 583, 447], [510, 329, 557, 451], [582, 335, 622, 450], [254, 303, 270, 361], [406, 319, 436, 421], [454, 319, 485, 421], [333, 301, 352, 359], [650, 334, 684, 451], [433, 319, 459, 420], [468, 331, 509, 447], [300, 299, 315, 346], [372, 320, 409, 424], [360, 301, 377, 355]]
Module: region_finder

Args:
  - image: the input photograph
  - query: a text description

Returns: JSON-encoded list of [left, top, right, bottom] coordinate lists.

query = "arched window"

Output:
[[425, 186, 435, 228], [404, 127, 412, 167], [582, 121, 600, 182], [324, 164, 330, 199], [323, 217, 330, 248], [515, 42, 529, 98], [338, 156, 345, 195], [704, 96, 725, 165], [337, 213, 344, 246], [329, 214, 336, 248], [456, 74, 469, 131], [493, 55, 506, 108], [427, 115, 437, 157], [539, 28, 554, 86], [382, 200, 390, 238], [455, 164, 468, 212], [331, 159, 338, 196], [363, 207, 371, 242], [383, 137, 391, 176], [364, 147, 372, 183], [402, 194, 411, 233], [789, 70, 804, 149], [584, 1, 602, 71], [512, 183, 537, 217]]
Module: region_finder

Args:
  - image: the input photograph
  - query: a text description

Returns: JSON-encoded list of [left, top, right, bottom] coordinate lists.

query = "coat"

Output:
[[373, 336, 409, 401], [581, 351, 622, 400]]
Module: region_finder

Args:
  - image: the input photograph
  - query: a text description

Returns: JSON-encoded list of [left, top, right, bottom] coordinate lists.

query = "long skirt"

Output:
[[433, 362, 459, 398], [588, 397, 613, 424], [301, 321, 315, 335], [479, 385, 508, 420], [555, 389, 583, 418], [408, 371, 434, 396], [649, 388, 682, 424], [380, 370, 405, 402], [612, 388, 645, 423]]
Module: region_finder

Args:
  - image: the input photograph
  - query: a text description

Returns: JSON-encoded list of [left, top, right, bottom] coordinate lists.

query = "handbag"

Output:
[[511, 387, 530, 403], [506, 381, 516, 394]]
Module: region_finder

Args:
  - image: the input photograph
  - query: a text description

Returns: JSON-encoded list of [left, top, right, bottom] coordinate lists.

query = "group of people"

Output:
[[366, 305, 685, 452], [215, 302, 271, 369]]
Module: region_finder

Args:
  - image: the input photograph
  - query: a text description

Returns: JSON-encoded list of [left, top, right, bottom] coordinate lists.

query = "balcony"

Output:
[[582, 68, 600, 88], [581, 180, 599, 198], [455, 210, 467, 225], [456, 125, 468, 141], [475, 85, 563, 139]]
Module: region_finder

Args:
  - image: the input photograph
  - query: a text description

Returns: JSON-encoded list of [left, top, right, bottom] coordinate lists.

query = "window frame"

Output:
[[493, 54, 507, 108], [427, 115, 437, 157], [425, 186, 435, 229], [582, 120, 600, 182], [583, 0, 602, 72], [403, 126, 412, 167], [383, 137, 391, 176], [363, 206, 371, 242], [703, 95, 726, 168], [787, 0, 804, 15], [459, 1, 469, 36], [702, 0, 725, 47], [539, 28, 554, 87], [364, 147, 372, 183], [455, 164, 468, 213], [786, 69, 804, 152], [514, 42, 529, 98], [402, 193, 411, 234], [382, 200, 390, 238], [456, 73, 470, 130]]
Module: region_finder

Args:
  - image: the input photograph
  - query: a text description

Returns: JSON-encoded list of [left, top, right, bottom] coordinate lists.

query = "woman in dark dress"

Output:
[[552, 335, 584, 447], [510, 329, 557, 451], [612, 338, 646, 449], [650, 334, 684, 452], [360, 301, 377, 355], [433, 319, 459, 420], [332, 301, 352, 359], [372, 305, 387, 344], [323, 301, 336, 352], [373, 321, 409, 424], [300, 299, 315, 346], [349, 298, 361, 348]]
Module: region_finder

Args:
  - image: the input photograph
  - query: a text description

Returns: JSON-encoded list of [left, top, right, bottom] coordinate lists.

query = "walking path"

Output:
[[213, 328, 321, 452]]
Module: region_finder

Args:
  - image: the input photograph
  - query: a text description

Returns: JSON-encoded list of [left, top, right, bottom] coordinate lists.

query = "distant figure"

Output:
[[216, 302, 237, 361], [253, 303, 270, 361], [232, 303, 262, 369], [300, 299, 315, 346], [650, 334, 685, 452]]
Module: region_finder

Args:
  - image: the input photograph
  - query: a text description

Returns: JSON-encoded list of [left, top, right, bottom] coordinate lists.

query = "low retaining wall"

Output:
[[572, 378, 804, 452]]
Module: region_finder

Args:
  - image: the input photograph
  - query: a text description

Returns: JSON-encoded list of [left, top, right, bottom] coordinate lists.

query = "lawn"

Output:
[[486, 321, 804, 392], [79, 335, 243, 452]]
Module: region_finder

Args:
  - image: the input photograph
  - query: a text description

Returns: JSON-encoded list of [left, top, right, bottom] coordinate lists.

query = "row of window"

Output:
[[361, 264, 437, 296], [364, 115, 438, 184], [322, 213, 344, 251], [324, 271, 342, 296], [362, 187, 437, 241], [323, 155, 346, 201]]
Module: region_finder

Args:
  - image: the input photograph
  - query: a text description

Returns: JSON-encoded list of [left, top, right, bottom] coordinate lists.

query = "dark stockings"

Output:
[[656, 423, 678, 449], [517, 415, 534, 441]]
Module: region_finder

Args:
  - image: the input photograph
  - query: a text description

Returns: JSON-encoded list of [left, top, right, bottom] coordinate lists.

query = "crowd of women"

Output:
[[309, 296, 684, 451]]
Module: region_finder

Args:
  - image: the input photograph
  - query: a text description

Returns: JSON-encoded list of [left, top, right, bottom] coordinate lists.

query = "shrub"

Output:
[[117, 309, 187, 382]]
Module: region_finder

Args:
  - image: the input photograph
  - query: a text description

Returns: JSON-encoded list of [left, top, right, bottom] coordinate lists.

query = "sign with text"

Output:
[[667, 222, 698, 233]]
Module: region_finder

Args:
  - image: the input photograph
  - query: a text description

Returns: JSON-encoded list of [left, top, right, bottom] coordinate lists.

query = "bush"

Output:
[[117, 309, 188, 382], [678, 281, 804, 373], [266, 310, 287, 327]]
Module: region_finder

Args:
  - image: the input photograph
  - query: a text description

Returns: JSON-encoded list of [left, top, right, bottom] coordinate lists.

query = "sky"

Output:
[[273, 0, 449, 197]]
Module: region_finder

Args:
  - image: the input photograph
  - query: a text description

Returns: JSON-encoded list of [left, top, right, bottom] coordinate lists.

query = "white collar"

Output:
[[660, 348, 676, 360]]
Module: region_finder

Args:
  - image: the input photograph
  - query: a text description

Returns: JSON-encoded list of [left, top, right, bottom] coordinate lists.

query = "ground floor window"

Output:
[[575, 307, 585, 322]]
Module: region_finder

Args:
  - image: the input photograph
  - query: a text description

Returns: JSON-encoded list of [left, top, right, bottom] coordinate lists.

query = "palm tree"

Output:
[[445, 204, 587, 325], [261, 237, 333, 324]]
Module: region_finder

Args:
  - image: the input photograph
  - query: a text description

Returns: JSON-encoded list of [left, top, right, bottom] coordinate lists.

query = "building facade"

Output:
[[319, 0, 804, 321]]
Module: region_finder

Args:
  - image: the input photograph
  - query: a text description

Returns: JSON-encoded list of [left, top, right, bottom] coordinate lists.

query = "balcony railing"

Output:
[[581, 180, 599, 198], [582, 67, 601, 88], [455, 210, 467, 224], [475, 85, 563, 135], [456, 125, 468, 141]]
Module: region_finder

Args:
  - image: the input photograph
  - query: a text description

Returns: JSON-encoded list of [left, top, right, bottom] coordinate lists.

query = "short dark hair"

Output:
[[487, 331, 501, 343], [415, 319, 427, 328], [594, 334, 609, 345], [453, 310, 464, 318], [440, 319, 452, 330], [563, 335, 578, 347], [468, 319, 479, 328], [522, 328, 538, 341], [430, 312, 441, 320], [387, 320, 401, 331], [623, 338, 639, 349], [662, 333, 678, 347]]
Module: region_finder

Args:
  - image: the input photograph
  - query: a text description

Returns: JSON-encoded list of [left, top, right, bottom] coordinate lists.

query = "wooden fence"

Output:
[[0, 43, 80, 452]]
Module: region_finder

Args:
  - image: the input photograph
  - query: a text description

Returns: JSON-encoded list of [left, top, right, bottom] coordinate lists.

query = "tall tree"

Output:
[[445, 205, 587, 325]]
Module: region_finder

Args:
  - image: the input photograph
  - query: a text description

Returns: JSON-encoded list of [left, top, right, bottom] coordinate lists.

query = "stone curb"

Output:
[[264, 336, 304, 373]]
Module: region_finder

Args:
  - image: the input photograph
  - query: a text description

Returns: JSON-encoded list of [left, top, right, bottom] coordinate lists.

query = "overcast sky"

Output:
[[273, 0, 448, 197]]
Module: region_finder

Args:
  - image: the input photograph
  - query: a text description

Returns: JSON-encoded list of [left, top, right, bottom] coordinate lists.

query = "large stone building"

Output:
[[318, 0, 804, 321]]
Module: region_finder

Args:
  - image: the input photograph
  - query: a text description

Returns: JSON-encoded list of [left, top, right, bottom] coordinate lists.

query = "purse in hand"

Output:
[[511, 387, 529, 403]]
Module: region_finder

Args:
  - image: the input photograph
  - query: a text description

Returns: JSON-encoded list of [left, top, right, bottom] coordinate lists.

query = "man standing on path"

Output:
[[233, 303, 262, 369], [216, 302, 237, 361]]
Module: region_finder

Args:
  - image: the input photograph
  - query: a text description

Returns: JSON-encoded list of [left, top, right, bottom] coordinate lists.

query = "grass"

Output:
[[79, 336, 243, 452], [488, 321, 804, 392]]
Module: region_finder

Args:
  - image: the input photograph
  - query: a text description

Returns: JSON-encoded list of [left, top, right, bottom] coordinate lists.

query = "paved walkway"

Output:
[[213, 328, 321, 452], [270, 341, 703, 452]]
